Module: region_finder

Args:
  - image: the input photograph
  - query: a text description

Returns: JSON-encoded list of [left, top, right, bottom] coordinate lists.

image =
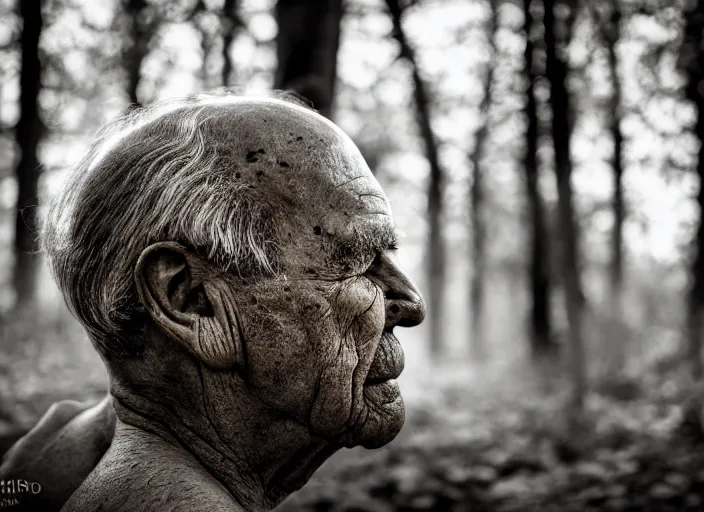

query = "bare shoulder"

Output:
[[0, 396, 115, 512], [63, 424, 241, 512], [0, 396, 108, 473]]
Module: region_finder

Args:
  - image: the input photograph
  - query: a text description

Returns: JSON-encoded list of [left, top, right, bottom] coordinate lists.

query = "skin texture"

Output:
[[9, 97, 426, 512], [0, 396, 115, 511]]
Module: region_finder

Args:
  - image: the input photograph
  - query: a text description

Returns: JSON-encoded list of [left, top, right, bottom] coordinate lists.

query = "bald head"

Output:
[[42, 91, 387, 358], [192, 99, 396, 278]]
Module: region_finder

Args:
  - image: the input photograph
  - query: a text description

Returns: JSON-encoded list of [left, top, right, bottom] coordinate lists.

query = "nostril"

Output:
[[390, 304, 400, 314]]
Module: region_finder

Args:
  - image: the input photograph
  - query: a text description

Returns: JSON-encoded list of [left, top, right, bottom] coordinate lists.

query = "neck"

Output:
[[110, 358, 339, 510]]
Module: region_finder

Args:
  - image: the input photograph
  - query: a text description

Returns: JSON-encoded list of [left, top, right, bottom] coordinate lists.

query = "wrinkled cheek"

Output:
[[308, 331, 357, 438], [309, 280, 384, 439], [237, 295, 321, 423], [304, 306, 358, 437], [245, 332, 318, 422]]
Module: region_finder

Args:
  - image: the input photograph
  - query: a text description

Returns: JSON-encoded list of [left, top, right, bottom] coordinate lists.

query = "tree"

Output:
[[13, 0, 44, 308], [681, 0, 704, 379], [221, 0, 240, 87], [122, 0, 153, 107], [122, 1, 205, 106], [588, 1, 628, 374], [544, 0, 587, 410], [603, 5, 625, 313], [385, 0, 445, 359], [524, 0, 554, 356], [469, 0, 499, 360], [274, 0, 344, 119]]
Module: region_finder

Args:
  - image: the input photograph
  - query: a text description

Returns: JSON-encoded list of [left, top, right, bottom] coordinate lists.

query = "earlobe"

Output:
[[135, 242, 244, 371]]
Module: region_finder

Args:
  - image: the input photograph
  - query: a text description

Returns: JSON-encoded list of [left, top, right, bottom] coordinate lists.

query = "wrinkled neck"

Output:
[[110, 369, 340, 510], [112, 393, 271, 510]]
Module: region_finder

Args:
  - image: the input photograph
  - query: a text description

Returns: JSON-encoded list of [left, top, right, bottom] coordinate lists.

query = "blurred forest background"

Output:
[[2, 0, 704, 510]]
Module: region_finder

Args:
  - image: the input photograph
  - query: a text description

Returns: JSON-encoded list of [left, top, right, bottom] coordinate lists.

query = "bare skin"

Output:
[[6, 97, 426, 512], [0, 396, 114, 511]]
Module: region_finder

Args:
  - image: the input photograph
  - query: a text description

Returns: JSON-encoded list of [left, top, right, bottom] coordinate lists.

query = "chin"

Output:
[[341, 379, 406, 449]]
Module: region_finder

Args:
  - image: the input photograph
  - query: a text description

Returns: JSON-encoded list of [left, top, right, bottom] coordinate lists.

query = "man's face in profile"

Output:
[[203, 101, 425, 450], [37, 94, 427, 511]]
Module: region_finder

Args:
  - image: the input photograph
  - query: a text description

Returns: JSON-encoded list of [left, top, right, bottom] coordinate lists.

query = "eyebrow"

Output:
[[372, 223, 399, 251], [332, 223, 399, 265]]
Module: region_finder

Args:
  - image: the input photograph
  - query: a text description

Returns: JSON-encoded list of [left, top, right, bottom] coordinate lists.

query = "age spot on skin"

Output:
[[246, 149, 266, 163], [251, 296, 258, 305], [279, 161, 290, 168], [313, 226, 322, 235]]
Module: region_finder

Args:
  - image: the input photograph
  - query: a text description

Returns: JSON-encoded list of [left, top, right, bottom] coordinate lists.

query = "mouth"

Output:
[[364, 330, 405, 385]]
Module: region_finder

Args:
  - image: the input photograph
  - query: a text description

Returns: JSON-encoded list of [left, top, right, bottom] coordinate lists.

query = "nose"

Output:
[[368, 253, 426, 329]]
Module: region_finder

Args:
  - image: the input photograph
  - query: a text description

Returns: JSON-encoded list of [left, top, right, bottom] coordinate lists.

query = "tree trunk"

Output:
[[274, 0, 343, 119], [200, 19, 215, 89], [386, 0, 446, 360], [606, 17, 624, 306], [469, 0, 498, 361], [123, 0, 150, 107], [470, 150, 486, 360], [603, 5, 628, 375], [690, 165, 704, 381], [544, 0, 587, 410], [524, 0, 553, 356], [221, 0, 238, 86], [683, 0, 704, 380], [13, 0, 43, 309]]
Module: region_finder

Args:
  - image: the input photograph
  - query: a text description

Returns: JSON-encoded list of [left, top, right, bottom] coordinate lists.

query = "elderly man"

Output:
[[3, 90, 425, 511]]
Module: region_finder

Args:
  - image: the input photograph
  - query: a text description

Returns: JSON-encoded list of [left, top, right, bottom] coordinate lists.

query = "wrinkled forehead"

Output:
[[199, 99, 393, 233]]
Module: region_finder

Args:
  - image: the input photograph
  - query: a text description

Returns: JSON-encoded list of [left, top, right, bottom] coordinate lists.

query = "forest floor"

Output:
[[2, 311, 704, 511]]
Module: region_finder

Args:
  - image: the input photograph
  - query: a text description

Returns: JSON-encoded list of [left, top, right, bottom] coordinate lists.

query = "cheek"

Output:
[[330, 278, 385, 358], [308, 278, 385, 436], [238, 286, 338, 421], [235, 278, 384, 435]]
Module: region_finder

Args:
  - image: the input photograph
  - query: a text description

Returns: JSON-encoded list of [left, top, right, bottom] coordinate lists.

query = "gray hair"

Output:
[[43, 89, 312, 358]]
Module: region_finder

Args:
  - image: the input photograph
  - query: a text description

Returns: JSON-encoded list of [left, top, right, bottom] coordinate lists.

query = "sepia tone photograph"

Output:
[[0, 0, 704, 510]]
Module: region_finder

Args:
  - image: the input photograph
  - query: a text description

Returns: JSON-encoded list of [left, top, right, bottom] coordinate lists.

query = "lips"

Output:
[[364, 331, 405, 385]]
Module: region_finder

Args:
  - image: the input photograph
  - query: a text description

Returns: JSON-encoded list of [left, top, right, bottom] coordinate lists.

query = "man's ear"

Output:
[[134, 242, 244, 370]]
